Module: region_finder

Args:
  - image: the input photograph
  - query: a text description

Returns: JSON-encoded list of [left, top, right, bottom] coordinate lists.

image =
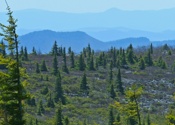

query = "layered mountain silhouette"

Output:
[[18, 30, 175, 53], [1, 8, 175, 41]]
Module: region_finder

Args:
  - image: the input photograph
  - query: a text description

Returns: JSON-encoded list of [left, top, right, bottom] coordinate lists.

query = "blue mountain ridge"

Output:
[[18, 30, 175, 53]]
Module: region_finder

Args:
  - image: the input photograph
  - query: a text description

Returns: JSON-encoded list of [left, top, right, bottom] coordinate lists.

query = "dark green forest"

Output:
[[0, 2, 175, 125]]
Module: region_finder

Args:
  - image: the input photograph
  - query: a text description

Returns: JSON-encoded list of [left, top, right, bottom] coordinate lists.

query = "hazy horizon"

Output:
[[1, 0, 175, 13]]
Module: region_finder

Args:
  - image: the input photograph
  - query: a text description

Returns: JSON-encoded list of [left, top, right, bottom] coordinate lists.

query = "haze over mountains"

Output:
[[1, 8, 175, 41], [1, 8, 175, 52], [18, 30, 175, 53]]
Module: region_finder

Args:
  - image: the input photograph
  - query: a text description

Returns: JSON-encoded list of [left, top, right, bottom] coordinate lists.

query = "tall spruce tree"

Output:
[[80, 72, 89, 95], [108, 107, 115, 125], [53, 54, 58, 75], [64, 116, 69, 125], [147, 113, 151, 125], [62, 47, 69, 73], [47, 92, 55, 108], [78, 53, 86, 71], [0, 2, 28, 124], [37, 100, 45, 115], [126, 44, 134, 64], [110, 84, 116, 99], [32, 46, 37, 55], [54, 72, 65, 104], [51, 41, 58, 56], [70, 51, 75, 68], [55, 105, 63, 125], [150, 43, 153, 54], [24, 46, 28, 61], [88, 55, 95, 70], [116, 68, 124, 95], [138, 56, 145, 70], [40, 60, 47, 71], [144, 49, 153, 66], [36, 62, 40, 73], [108, 60, 113, 84]]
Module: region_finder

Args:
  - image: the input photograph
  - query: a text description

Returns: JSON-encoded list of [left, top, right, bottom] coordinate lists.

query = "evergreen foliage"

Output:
[[40, 60, 47, 71], [0, 3, 29, 125], [88, 55, 95, 70], [35, 62, 40, 73], [24, 46, 28, 61], [51, 41, 58, 56], [116, 68, 124, 95], [126, 44, 135, 64], [53, 54, 58, 75], [32, 46, 37, 55], [54, 72, 65, 104], [144, 49, 153, 66], [80, 72, 89, 95], [70, 51, 75, 68], [0, 40, 6, 57], [37, 100, 45, 115], [47, 92, 55, 108], [138, 56, 145, 70], [78, 53, 86, 71], [110, 84, 116, 99], [62, 47, 69, 73], [55, 105, 63, 125], [150, 43, 153, 54], [108, 107, 115, 125], [147, 113, 151, 125]]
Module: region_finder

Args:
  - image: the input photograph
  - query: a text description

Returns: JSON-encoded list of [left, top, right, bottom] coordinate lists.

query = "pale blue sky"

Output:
[[1, 0, 175, 12]]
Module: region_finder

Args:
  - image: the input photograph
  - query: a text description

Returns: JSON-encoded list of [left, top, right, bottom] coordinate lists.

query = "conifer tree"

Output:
[[47, 92, 55, 108], [68, 47, 71, 54], [54, 72, 65, 104], [144, 49, 153, 66], [109, 60, 113, 83], [37, 100, 45, 115], [55, 105, 63, 125], [126, 44, 134, 64], [51, 41, 58, 56], [112, 47, 117, 67], [103, 55, 107, 69], [32, 46, 37, 55], [110, 84, 116, 99], [70, 51, 75, 68], [116, 68, 124, 95], [126, 85, 142, 125], [0, 40, 6, 56], [62, 47, 69, 73], [19, 46, 24, 57], [24, 46, 28, 61], [147, 113, 151, 125], [88, 55, 95, 70], [138, 56, 145, 70], [0, 2, 28, 124], [80, 72, 89, 95], [64, 116, 69, 125], [78, 53, 86, 71], [53, 54, 58, 75], [36, 62, 40, 73], [40, 60, 47, 71], [150, 43, 153, 54], [120, 49, 127, 66], [116, 113, 121, 125], [35, 119, 38, 125], [108, 107, 115, 125]]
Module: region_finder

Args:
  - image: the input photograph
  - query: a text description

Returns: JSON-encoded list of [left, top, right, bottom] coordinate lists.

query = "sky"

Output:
[[1, 0, 175, 12]]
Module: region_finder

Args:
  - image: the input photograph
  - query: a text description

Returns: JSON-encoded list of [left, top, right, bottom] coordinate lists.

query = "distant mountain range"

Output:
[[18, 30, 175, 53], [1, 8, 175, 41]]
